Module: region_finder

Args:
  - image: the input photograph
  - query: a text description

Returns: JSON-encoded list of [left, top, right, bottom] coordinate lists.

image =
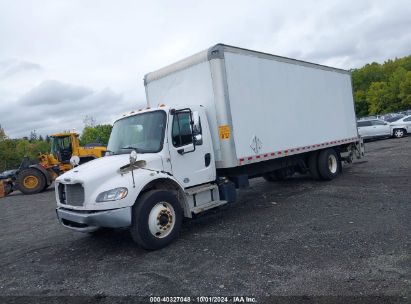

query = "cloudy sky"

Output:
[[0, 0, 410, 138]]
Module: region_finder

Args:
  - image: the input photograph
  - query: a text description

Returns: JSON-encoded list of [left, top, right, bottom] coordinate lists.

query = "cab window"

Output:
[[172, 112, 193, 147], [357, 121, 371, 127], [371, 120, 386, 126]]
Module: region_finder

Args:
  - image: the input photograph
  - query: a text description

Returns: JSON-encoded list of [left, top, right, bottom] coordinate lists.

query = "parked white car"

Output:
[[357, 119, 392, 139], [389, 115, 411, 138]]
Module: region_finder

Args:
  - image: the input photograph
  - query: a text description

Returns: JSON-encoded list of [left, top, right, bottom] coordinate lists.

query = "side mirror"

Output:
[[192, 111, 201, 134], [70, 155, 80, 167], [194, 134, 203, 145]]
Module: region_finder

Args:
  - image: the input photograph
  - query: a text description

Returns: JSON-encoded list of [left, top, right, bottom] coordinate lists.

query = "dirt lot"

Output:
[[0, 137, 410, 299]]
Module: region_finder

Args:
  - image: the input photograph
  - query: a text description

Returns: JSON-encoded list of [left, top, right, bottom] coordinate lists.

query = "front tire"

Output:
[[17, 168, 46, 195], [130, 190, 183, 250], [317, 148, 341, 181]]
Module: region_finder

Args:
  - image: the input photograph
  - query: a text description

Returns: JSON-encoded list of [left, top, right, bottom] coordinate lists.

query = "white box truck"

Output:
[[56, 44, 364, 250]]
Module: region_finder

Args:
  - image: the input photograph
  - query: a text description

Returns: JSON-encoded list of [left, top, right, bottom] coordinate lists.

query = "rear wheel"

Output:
[[317, 148, 341, 181], [130, 190, 183, 250], [393, 128, 406, 138], [308, 152, 321, 180], [17, 168, 46, 195]]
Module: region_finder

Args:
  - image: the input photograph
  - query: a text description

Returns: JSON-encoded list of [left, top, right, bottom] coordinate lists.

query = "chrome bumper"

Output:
[[56, 207, 132, 232]]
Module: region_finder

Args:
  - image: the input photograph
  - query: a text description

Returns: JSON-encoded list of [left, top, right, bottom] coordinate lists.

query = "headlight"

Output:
[[96, 187, 128, 202]]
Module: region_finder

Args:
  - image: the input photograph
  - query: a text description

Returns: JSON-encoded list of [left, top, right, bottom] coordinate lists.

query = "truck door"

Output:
[[168, 109, 215, 188]]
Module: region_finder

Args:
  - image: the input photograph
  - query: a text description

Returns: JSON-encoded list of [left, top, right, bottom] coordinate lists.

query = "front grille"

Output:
[[58, 183, 84, 206]]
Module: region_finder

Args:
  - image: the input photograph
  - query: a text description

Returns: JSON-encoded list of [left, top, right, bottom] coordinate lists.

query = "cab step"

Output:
[[185, 183, 218, 195], [191, 200, 228, 214]]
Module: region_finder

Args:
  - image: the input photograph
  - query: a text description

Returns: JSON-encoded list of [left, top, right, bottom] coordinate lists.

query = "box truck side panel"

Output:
[[223, 52, 358, 160], [145, 61, 223, 161]]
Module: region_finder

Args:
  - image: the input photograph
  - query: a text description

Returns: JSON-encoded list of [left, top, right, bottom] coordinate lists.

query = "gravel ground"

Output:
[[0, 137, 410, 299]]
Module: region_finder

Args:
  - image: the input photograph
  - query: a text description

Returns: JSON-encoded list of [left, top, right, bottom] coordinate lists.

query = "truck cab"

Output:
[[56, 105, 226, 250]]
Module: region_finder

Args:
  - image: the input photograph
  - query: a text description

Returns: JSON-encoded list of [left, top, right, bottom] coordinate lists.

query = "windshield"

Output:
[[50, 136, 72, 155], [107, 110, 166, 155], [385, 116, 403, 122]]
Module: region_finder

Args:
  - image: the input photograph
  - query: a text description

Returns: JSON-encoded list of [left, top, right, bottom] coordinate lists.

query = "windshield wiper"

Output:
[[121, 146, 142, 152], [120, 146, 152, 154], [105, 150, 116, 155]]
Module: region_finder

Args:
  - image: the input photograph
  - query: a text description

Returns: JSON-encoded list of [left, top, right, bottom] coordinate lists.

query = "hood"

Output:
[[389, 121, 404, 126], [57, 153, 164, 184]]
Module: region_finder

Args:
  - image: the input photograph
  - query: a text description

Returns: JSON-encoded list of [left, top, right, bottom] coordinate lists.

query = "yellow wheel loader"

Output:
[[7, 132, 106, 195]]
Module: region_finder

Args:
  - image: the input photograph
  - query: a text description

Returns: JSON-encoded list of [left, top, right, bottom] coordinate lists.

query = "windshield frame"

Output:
[[107, 110, 168, 155]]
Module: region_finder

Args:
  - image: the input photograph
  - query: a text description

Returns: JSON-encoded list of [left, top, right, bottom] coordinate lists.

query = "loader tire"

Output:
[[17, 168, 46, 195], [41, 183, 50, 192]]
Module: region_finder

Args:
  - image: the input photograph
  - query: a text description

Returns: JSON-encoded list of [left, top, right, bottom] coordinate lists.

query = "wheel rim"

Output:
[[395, 130, 403, 137], [328, 154, 338, 174], [23, 175, 39, 189], [148, 202, 176, 239]]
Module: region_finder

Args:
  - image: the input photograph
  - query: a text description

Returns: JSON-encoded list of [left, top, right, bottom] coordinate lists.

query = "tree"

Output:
[[0, 125, 7, 141], [386, 67, 407, 112], [83, 115, 97, 127], [352, 54, 411, 116], [399, 71, 411, 109], [366, 82, 391, 115], [80, 124, 112, 146], [354, 90, 368, 117], [29, 130, 38, 142]]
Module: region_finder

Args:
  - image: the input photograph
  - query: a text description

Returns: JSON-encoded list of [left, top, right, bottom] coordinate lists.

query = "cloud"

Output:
[[19, 80, 93, 106], [0, 59, 43, 78], [1, 81, 133, 138]]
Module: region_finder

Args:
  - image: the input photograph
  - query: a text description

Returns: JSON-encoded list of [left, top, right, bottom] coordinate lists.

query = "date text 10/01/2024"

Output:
[[149, 296, 257, 303]]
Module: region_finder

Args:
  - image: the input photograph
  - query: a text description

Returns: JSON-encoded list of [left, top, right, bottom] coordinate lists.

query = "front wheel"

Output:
[[393, 128, 406, 138], [130, 190, 183, 250]]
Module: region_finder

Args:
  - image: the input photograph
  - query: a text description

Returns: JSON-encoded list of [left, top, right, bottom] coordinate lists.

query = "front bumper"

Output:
[[56, 207, 132, 232]]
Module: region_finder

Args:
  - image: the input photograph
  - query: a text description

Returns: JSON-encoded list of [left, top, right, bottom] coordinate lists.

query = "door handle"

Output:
[[205, 153, 211, 167]]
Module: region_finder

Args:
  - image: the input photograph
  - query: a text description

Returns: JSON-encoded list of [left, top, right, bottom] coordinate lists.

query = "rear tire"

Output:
[[317, 148, 341, 181], [17, 168, 46, 195], [393, 128, 406, 138], [130, 190, 183, 250], [308, 152, 321, 180]]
